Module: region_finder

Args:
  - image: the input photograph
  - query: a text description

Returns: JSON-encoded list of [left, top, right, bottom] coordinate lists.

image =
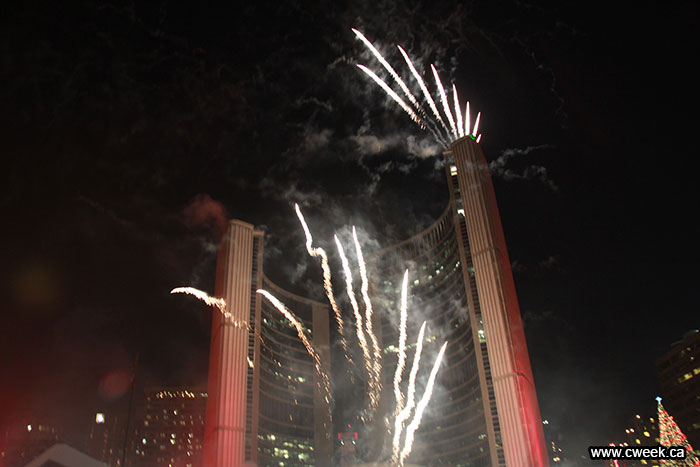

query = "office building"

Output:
[[656, 329, 700, 446]]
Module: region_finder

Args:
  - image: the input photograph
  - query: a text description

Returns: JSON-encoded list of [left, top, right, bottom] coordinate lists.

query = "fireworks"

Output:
[[173, 207, 448, 465], [256, 289, 332, 407], [352, 227, 383, 401], [170, 287, 226, 314], [356, 64, 426, 128], [292, 207, 448, 464], [335, 233, 380, 415], [170, 287, 247, 329], [392, 270, 410, 416], [295, 203, 349, 358], [399, 341, 448, 466], [391, 321, 426, 462], [354, 29, 483, 147]]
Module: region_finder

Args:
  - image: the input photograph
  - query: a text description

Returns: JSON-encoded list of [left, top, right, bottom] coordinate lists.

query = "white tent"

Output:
[[24, 443, 108, 467]]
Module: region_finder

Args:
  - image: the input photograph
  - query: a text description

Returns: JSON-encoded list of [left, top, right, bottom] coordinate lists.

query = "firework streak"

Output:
[[170, 287, 248, 329], [399, 341, 449, 466], [352, 227, 383, 399], [256, 289, 332, 408], [335, 234, 380, 415], [353, 29, 483, 147], [392, 270, 410, 416], [391, 321, 427, 462], [356, 64, 426, 128], [294, 204, 350, 358]]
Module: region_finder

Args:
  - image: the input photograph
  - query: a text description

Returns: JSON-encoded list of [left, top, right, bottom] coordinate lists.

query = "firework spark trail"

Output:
[[392, 270, 410, 418], [465, 101, 471, 136], [334, 235, 378, 413], [352, 30, 426, 117], [170, 287, 250, 329], [257, 289, 332, 407], [397, 45, 451, 143], [399, 341, 449, 466], [431, 65, 459, 140], [473, 111, 481, 137], [171, 287, 227, 314], [391, 321, 427, 463], [453, 85, 464, 138], [294, 204, 350, 359], [352, 227, 382, 394], [356, 65, 426, 129]]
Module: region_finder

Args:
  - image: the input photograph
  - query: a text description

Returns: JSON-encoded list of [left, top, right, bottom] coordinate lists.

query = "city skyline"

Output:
[[1, 1, 697, 465]]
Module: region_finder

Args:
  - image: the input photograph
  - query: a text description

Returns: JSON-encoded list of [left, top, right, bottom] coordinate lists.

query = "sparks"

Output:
[[170, 287, 248, 329], [257, 289, 332, 407], [294, 204, 349, 358], [392, 270, 410, 417], [170, 287, 227, 314], [472, 111, 481, 137], [399, 341, 449, 466], [335, 234, 378, 413], [453, 84, 463, 138], [391, 321, 427, 463], [352, 227, 382, 395], [431, 64, 459, 140], [352, 29, 424, 117], [356, 64, 426, 128], [397, 45, 450, 140], [464, 101, 471, 137], [352, 29, 485, 147]]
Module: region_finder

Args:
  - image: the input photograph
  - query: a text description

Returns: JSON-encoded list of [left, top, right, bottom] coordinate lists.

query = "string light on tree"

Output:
[[657, 397, 700, 466]]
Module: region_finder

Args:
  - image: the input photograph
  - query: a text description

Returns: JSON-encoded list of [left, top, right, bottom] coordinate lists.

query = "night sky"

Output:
[[2, 1, 698, 464]]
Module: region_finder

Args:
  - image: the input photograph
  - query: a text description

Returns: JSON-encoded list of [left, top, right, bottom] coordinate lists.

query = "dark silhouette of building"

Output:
[[656, 329, 700, 446]]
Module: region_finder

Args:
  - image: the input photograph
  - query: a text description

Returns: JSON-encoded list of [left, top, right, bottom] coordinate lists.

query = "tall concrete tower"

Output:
[[448, 136, 548, 466], [203, 220, 262, 466]]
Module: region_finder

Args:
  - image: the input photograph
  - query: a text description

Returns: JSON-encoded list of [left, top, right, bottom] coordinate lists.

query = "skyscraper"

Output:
[[136, 388, 207, 467]]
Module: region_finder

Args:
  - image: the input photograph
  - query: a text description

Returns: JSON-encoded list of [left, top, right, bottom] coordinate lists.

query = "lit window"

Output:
[[450, 165, 457, 175], [95, 413, 105, 424]]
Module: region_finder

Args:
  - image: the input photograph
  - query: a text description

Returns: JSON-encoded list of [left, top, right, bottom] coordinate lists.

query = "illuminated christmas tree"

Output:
[[657, 397, 700, 466]]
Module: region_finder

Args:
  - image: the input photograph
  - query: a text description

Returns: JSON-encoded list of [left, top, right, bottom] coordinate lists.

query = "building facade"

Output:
[[372, 136, 548, 466], [203, 220, 332, 467], [135, 388, 207, 466], [656, 329, 700, 447]]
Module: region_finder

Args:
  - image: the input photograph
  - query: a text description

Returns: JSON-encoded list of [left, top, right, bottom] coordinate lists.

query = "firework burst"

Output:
[[353, 29, 483, 147]]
